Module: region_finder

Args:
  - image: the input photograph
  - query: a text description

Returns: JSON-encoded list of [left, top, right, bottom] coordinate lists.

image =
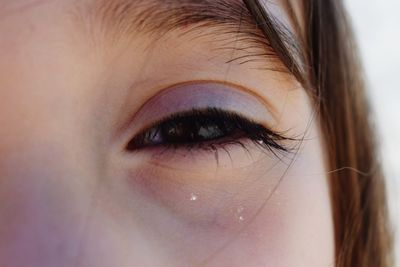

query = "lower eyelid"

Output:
[[127, 159, 284, 230], [132, 138, 278, 171]]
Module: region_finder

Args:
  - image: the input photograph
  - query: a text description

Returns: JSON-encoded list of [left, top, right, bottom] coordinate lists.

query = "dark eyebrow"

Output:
[[83, 0, 303, 76]]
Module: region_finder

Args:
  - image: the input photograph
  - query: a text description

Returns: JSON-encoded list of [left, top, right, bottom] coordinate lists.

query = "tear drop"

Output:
[[235, 205, 246, 223], [190, 193, 198, 201]]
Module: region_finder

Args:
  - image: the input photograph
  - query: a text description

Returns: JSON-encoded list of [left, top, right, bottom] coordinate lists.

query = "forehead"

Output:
[[0, 0, 304, 80], [0, 0, 301, 38]]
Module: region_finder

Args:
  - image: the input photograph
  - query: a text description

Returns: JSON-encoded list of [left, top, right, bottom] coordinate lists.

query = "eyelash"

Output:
[[126, 108, 292, 156]]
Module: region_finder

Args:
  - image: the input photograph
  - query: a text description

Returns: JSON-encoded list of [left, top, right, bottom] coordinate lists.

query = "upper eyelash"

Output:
[[126, 107, 293, 154]]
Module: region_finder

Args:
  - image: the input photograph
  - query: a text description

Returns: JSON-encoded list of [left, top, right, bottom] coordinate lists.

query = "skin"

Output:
[[0, 0, 334, 266]]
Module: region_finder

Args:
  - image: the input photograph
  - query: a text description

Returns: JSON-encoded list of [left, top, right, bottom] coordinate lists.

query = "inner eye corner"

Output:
[[125, 136, 139, 152]]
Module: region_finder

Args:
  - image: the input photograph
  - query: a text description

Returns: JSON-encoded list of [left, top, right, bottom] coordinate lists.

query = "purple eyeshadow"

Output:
[[130, 82, 275, 133]]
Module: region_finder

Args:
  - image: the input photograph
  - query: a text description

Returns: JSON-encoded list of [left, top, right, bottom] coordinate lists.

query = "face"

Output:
[[0, 0, 334, 266]]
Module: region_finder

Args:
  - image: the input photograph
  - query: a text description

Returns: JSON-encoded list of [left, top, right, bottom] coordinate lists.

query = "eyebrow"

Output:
[[83, 0, 303, 76]]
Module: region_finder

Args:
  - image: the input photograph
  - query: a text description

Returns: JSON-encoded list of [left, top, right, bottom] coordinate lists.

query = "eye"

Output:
[[126, 107, 290, 154]]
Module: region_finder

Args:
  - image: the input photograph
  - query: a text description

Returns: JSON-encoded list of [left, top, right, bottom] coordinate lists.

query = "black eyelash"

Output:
[[126, 108, 293, 155]]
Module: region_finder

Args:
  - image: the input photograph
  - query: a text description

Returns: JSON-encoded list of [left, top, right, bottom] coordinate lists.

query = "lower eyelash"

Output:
[[158, 133, 293, 165]]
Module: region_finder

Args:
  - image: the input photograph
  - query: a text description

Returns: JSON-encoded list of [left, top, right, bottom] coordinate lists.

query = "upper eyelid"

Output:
[[120, 81, 279, 139]]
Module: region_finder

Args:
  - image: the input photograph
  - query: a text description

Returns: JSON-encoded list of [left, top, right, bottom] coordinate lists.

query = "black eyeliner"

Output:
[[126, 107, 292, 154]]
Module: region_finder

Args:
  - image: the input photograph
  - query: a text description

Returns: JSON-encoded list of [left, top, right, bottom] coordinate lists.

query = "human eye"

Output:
[[119, 81, 296, 230], [127, 107, 289, 156], [123, 82, 293, 165]]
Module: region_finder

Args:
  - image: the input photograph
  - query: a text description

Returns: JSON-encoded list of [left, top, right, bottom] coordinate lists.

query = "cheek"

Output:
[[118, 158, 287, 263], [208, 132, 334, 266], [127, 155, 287, 228], [109, 126, 334, 266]]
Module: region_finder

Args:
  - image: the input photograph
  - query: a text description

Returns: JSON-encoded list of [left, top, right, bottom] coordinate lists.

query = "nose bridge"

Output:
[[1, 181, 67, 265], [0, 102, 103, 266]]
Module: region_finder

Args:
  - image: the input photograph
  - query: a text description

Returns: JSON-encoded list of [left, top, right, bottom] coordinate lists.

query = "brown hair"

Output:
[[245, 0, 393, 266]]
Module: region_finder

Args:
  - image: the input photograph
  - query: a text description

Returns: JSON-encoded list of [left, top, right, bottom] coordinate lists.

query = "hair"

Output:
[[244, 0, 393, 266]]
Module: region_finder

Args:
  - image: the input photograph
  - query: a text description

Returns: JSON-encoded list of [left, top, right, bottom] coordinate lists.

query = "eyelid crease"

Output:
[[119, 80, 281, 136]]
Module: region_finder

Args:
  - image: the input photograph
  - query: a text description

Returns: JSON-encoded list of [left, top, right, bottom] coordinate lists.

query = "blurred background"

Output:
[[344, 0, 400, 265]]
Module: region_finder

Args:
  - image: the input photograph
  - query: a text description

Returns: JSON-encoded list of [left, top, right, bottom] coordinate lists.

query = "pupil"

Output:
[[198, 125, 224, 139], [161, 119, 227, 143]]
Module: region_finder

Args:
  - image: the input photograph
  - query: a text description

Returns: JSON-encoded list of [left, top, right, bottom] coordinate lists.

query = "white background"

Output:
[[344, 0, 400, 265]]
